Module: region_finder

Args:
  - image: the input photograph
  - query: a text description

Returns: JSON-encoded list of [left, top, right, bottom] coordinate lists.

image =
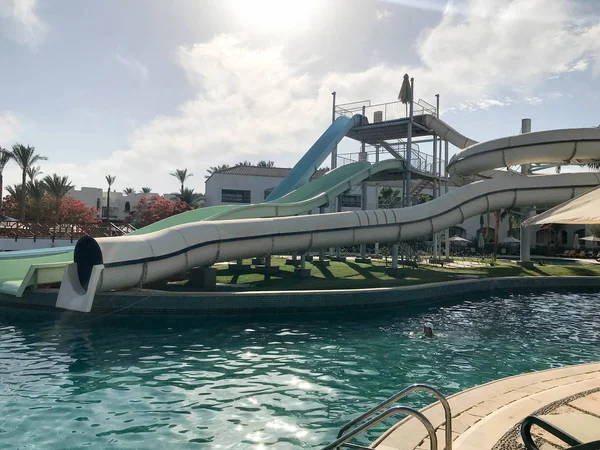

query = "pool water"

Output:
[[1, 290, 599, 449]]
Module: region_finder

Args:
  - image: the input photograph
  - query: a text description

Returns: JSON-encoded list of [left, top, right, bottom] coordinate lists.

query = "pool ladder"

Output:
[[322, 384, 452, 450]]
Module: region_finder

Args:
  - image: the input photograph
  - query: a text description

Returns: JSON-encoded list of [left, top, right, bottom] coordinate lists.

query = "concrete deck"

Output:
[[372, 362, 600, 450]]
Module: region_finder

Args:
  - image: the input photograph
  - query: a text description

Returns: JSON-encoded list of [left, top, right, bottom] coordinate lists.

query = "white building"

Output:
[[205, 165, 378, 211], [69, 188, 160, 222]]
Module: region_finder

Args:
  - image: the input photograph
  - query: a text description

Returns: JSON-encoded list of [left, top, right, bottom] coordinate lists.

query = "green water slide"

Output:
[[0, 159, 404, 296]]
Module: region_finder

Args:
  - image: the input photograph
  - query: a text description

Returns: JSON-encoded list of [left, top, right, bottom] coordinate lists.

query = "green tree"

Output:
[[205, 164, 230, 178], [589, 224, 600, 237], [173, 187, 204, 208], [105, 175, 117, 221], [26, 165, 43, 181], [236, 160, 252, 167], [6, 184, 24, 202], [27, 180, 47, 221], [141, 187, 152, 194], [123, 187, 136, 195], [42, 174, 74, 222], [170, 168, 193, 192], [0, 148, 13, 209], [256, 160, 275, 167], [11, 144, 47, 221]]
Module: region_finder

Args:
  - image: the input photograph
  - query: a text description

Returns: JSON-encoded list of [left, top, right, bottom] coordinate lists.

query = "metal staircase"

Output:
[[322, 384, 452, 450], [410, 179, 433, 198]]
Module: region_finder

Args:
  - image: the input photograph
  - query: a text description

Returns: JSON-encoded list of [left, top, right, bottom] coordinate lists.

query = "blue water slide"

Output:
[[265, 114, 364, 201]]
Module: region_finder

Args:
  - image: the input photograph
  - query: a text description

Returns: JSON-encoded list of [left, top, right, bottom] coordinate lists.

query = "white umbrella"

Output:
[[573, 233, 581, 250], [449, 236, 470, 243], [580, 235, 600, 242], [502, 236, 521, 244], [478, 233, 485, 249]]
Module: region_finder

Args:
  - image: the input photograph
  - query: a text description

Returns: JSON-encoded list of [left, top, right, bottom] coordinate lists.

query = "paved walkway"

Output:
[[372, 362, 600, 450]]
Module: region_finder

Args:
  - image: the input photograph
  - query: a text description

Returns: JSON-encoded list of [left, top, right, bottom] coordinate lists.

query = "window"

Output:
[[222, 189, 251, 204], [341, 195, 362, 208], [96, 198, 101, 209], [124, 201, 131, 212], [264, 188, 274, 200]]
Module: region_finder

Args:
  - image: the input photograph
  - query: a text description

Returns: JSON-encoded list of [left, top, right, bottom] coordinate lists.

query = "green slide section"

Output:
[[0, 159, 404, 296]]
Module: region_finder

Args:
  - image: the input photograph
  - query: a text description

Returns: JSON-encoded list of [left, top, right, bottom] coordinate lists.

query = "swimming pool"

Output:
[[1, 290, 599, 448]]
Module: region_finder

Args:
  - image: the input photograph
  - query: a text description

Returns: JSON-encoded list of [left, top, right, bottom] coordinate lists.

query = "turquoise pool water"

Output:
[[1, 290, 599, 449]]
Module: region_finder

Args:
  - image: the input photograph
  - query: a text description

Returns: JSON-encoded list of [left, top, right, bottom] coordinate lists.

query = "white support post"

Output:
[[519, 118, 533, 266], [405, 78, 414, 207]]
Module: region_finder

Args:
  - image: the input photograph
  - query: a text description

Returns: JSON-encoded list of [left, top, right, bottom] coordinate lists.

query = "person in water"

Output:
[[423, 323, 434, 337]]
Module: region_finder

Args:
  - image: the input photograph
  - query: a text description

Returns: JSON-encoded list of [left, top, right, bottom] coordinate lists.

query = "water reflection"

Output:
[[0, 290, 599, 448]]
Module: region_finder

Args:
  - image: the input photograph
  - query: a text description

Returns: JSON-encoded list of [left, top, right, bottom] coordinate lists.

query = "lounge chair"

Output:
[[521, 413, 600, 450], [567, 250, 576, 257], [558, 250, 570, 257], [577, 250, 587, 258]]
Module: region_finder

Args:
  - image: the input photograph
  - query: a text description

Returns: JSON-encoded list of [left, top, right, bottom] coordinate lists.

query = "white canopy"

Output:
[[580, 235, 600, 242], [522, 186, 600, 226], [449, 236, 470, 243], [502, 236, 521, 244]]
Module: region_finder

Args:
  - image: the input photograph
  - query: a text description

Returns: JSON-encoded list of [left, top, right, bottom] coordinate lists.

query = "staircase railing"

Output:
[[324, 383, 452, 450]]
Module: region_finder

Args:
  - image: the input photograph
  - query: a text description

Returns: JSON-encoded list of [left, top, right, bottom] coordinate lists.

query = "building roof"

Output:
[[209, 165, 328, 180]]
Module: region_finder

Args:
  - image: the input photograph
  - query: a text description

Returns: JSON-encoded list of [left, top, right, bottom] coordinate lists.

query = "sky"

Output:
[[1, 0, 600, 196]]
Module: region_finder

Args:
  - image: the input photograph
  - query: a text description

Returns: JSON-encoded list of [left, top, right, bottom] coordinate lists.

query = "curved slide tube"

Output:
[[448, 128, 600, 185], [0, 159, 406, 296], [58, 171, 600, 312]]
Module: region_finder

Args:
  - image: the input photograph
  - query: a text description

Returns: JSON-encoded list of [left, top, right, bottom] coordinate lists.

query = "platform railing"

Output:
[[330, 383, 452, 450], [336, 143, 445, 178], [335, 98, 437, 123]]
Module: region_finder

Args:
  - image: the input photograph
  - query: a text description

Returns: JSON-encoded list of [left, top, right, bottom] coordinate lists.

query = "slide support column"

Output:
[[519, 118, 534, 267], [444, 139, 451, 261], [405, 77, 414, 207], [432, 132, 438, 260]]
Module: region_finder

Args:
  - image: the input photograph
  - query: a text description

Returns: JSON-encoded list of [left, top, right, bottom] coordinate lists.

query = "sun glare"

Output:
[[230, 0, 318, 33]]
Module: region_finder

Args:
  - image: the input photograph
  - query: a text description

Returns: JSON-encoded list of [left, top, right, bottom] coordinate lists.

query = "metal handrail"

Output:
[[337, 384, 452, 450], [323, 406, 437, 450]]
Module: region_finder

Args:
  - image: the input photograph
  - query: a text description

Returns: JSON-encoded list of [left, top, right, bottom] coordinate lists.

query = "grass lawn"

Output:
[[172, 257, 600, 292]]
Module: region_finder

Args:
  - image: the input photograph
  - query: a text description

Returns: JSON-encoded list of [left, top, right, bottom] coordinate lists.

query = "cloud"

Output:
[[417, 0, 600, 104], [376, 9, 393, 20], [115, 52, 149, 80], [0, 111, 23, 148], [6, 0, 600, 195], [0, 0, 48, 47]]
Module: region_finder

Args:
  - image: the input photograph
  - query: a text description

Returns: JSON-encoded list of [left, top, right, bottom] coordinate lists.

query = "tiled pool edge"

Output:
[[1, 275, 599, 315]]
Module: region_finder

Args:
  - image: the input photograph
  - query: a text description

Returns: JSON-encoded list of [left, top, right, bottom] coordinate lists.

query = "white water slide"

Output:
[[58, 121, 600, 312]]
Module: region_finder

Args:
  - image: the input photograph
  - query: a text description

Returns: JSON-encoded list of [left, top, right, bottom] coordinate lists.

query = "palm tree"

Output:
[[6, 184, 24, 202], [205, 164, 230, 178], [42, 174, 73, 222], [170, 168, 193, 191], [105, 175, 117, 221], [173, 187, 204, 208], [27, 180, 46, 221], [11, 144, 47, 221], [256, 160, 275, 167], [0, 148, 13, 209], [123, 187, 136, 195], [236, 161, 252, 167], [26, 165, 43, 181], [140, 187, 152, 194]]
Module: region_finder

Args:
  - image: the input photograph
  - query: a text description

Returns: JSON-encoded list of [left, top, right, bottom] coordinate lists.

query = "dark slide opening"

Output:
[[74, 236, 103, 291]]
